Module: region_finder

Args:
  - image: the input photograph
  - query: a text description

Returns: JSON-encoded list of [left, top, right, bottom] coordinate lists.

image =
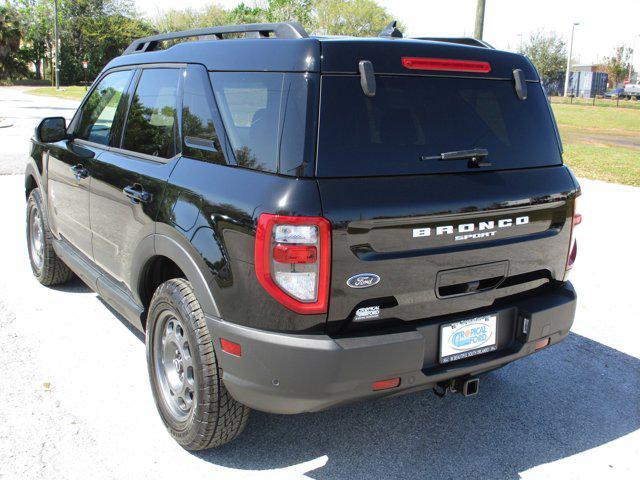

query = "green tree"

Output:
[[153, 0, 404, 38], [226, 3, 266, 25], [603, 45, 633, 86], [0, 2, 26, 80], [519, 30, 567, 81], [15, 0, 53, 80], [154, 4, 230, 32], [57, 0, 154, 84], [266, 0, 312, 26], [312, 0, 401, 37]]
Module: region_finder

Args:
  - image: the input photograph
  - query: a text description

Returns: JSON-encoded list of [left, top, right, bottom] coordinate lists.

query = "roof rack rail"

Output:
[[123, 21, 309, 55], [414, 37, 495, 49]]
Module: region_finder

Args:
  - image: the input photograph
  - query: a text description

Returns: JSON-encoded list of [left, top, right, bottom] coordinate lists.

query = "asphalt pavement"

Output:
[[0, 87, 79, 175], [0, 86, 638, 480]]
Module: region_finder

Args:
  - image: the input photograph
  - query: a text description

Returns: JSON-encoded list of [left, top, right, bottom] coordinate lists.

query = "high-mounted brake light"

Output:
[[401, 57, 491, 73], [255, 214, 331, 314]]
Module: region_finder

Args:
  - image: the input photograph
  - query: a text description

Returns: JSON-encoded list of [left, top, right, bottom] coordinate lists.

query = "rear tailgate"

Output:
[[319, 167, 577, 329], [316, 65, 578, 331]]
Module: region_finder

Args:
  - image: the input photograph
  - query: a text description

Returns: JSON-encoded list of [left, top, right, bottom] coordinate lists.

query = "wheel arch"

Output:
[[131, 227, 221, 330], [24, 162, 42, 199]]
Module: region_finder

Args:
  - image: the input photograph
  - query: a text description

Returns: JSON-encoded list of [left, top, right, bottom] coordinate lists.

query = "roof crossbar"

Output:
[[123, 21, 309, 55], [414, 37, 495, 49]]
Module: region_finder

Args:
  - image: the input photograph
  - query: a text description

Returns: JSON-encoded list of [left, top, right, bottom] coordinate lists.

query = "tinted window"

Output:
[[317, 76, 562, 177], [76, 70, 132, 145], [182, 66, 225, 165], [211, 72, 283, 173], [279, 74, 319, 177], [122, 68, 180, 159]]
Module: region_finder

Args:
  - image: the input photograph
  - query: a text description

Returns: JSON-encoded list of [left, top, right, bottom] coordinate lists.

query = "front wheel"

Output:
[[146, 278, 250, 450], [26, 188, 74, 286]]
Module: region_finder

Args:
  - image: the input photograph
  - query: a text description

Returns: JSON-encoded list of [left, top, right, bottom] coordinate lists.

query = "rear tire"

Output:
[[26, 188, 74, 286], [146, 278, 250, 450]]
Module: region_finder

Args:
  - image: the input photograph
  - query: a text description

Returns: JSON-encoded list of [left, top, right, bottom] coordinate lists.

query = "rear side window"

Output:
[[182, 65, 225, 165], [76, 69, 132, 145], [317, 75, 562, 177], [211, 72, 283, 173], [122, 68, 180, 159]]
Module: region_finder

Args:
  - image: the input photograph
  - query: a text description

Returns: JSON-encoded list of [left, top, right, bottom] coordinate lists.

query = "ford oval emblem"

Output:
[[346, 273, 381, 289]]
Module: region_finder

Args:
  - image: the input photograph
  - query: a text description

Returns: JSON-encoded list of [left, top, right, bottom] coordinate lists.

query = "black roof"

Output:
[[104, 23, 539, 81]]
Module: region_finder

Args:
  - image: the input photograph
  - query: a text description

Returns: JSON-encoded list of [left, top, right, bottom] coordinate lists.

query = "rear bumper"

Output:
[[207, 282, 576, 414]]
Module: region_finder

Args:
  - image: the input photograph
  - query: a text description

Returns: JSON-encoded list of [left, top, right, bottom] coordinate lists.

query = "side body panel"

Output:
[[159, 159, 325, 332], [89, 151, 176, 285], [45, 140, 104, 258]]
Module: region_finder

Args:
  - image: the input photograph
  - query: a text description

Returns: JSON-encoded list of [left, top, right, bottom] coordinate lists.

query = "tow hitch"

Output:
[[433, 376, 480, 398]]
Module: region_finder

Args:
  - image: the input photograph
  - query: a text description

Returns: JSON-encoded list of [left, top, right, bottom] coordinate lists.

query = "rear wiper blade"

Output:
[[419, 148, 492, 168]]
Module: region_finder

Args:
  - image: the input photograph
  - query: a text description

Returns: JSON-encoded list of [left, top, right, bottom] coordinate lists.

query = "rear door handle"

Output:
[[70, 164, 89, 180], [123, 184, 152, 204]]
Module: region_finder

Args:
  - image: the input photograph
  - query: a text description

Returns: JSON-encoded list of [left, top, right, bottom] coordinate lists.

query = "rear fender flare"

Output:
[[130, 226, 221, 319]]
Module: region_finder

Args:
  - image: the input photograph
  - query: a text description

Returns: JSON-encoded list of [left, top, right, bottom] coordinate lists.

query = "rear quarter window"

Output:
[[317, 75, 562, 177], [210, 72, 319, 176]]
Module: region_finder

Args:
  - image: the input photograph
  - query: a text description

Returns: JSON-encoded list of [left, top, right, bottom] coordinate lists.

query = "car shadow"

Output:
[[49, 276, 92, 294], [193, 332, 639, 479]]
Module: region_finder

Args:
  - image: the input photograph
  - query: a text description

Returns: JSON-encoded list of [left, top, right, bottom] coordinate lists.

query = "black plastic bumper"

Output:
[[207, 283, 577, 414]]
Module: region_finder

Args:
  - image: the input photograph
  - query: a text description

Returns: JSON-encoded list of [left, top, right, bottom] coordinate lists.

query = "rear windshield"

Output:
[[317, 75, 562, 177]]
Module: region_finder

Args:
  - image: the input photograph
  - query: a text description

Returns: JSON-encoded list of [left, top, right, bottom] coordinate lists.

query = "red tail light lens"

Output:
[[255, 214, 331, 314], [402, 57, 491, 73], [273, 245, 317, 264]]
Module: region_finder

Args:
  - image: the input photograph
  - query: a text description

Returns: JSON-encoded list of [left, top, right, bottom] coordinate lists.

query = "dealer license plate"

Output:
[[440, 314, 498, 364]]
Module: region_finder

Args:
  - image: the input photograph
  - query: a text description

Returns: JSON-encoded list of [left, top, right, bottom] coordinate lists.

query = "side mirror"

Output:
[[36, 117, 68, 143]]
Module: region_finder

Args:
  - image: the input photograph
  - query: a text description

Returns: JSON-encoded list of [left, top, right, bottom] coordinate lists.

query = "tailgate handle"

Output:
[[436, 261, 509, 299]]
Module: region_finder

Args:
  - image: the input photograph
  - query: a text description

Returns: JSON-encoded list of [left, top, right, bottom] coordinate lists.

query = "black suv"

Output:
[[25, 22, 580, 450]]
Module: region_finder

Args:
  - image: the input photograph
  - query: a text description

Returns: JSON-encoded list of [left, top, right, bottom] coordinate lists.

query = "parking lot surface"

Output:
[[0, 87, 638, 479]]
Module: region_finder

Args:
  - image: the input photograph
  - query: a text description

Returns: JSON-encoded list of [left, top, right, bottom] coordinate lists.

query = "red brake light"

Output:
[[255, 214, 331, 314], [402, 57, 491, 73]]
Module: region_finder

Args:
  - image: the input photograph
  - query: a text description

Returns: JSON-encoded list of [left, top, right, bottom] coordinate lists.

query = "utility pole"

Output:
[[563, 22, 579, 97], [54, 0, 60, 90], [629, 34, 639, 83], [474, 0, 486, 40]]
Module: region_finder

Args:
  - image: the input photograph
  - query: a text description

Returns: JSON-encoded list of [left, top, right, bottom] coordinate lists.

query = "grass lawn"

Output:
[[552, 103, 640, 187], [552, 104, 640, 134], [549, 95, 640, 110], [26, 86, 88, 101]]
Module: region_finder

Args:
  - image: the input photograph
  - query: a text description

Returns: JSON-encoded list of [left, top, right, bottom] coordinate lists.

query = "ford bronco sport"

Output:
[[25, 21, 580, 450]]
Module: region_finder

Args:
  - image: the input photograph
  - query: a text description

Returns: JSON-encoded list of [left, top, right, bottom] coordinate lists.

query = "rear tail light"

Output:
[[255, 214, 331, 314], [565, 196, 581, 276], [402, 57, 491, 73]]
